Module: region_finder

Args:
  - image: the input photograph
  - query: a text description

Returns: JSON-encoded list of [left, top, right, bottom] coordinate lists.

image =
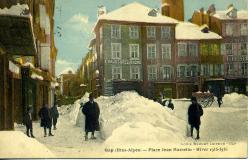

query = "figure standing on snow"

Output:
[[167, 99, 174, 110], [217, 96, 223, 108], [39, 104, 54, 137], [188, 97, 203, 140], [24, 106, 35, 138], [51, 104, 59, 130], [82, 93, 100, 141]]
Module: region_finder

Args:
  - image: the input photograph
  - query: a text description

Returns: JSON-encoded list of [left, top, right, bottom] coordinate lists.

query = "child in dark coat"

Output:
[[24, 107, 35, 138]]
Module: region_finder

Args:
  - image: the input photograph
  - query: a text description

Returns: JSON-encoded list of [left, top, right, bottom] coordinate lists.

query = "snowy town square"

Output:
[[0, 0, 248, 158]]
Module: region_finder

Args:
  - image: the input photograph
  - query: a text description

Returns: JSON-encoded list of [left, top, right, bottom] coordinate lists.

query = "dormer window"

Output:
[[200, 24, 209, 33], [148, 9, 159, 17], [226, 5, 237, 18]]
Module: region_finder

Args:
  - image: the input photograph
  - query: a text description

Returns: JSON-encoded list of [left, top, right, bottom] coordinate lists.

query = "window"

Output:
[[178, 43, 187, 56], [203, 64, 210, 76], [129, 44, 139, 59], [227, 55, 233, 62], [240, 43, 247, 55], [130, 66, 140, 80], [112, 66, 122, 80], [188, 43, 198, 57], [162, 66, 172, 80], [111, 25, 121, 39], [226, 23, 233, 36], [241, 23, 248, 36], [147, 26, 156, 38], [148, 65, 157, 80], [177, 65, 186, 78], [227, 63, 234, 75], [161, 26, 170, 39], [241, 63, 248, 76], [111, 43, 121, 59], [210, 44, 219, 55], [225, 43, 233, 55], [190, 65, 198, 77], [200, 44, 208, 56], [161, 44, 171, 59], [215, 64, 222, 76], [129, 26, 139, 39], [147, 44, 156, 59]]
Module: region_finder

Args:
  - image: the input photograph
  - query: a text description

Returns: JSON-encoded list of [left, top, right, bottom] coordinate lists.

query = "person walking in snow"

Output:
[[51, 104, 59, 130], [188, 97, 203, 140], [167, 99, 174, 110], [24, 106, 35, 138], [82, 93, 100, 141], [39, 104, 54, 137], [217, 96, 223, 108]]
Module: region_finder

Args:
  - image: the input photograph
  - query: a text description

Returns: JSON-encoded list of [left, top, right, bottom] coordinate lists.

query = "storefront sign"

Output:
[[104, 59, 141, 65]]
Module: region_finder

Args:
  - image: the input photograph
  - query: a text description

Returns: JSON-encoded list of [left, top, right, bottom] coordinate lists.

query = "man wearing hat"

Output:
[[82, 93, 100, 141], [188, 96, 203, 139]]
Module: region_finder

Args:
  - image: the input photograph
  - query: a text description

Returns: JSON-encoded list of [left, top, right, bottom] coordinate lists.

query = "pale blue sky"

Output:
[[54, 0, 248, 75]]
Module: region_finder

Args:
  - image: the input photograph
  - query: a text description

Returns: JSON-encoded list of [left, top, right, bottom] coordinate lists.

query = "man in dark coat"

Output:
[[24, 106, 35, 138], [167, 99, 174, 110], [39, 104, 54, 137], [188, 97, 203, 140], [217, 96, 223, 108], [82, 93, 100, 141], [51, 104, 59, 130]]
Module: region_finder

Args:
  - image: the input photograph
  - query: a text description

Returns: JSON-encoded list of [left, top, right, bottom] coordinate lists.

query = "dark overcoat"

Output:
[[82, 101, 100, 132], [51, 106, 59, 119], [188, 103, 203, 127], [39, 106, 52, 128], [24, 111, 32, 128]]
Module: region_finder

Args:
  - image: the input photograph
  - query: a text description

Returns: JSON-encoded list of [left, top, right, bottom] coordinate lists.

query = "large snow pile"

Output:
[[222, 93, 248, 108], [59, 92, 89, 127], [0, 3, 29, 16], [0, 131, 55, 158], [95, 91, 186, 145]]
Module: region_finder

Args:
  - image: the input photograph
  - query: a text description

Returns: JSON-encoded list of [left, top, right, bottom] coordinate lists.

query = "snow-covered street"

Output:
[[9, 92, 248, 158]]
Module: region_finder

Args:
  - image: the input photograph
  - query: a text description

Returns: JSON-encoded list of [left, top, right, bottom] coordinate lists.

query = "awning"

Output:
[[0, 15, 36, 56]]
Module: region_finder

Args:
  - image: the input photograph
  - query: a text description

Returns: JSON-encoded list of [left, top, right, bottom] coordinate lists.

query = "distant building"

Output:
[[59, 71, 76, 97], [191, 4, 248, 95], [77, 2, 225, 99], [93, 2, 178, 98]]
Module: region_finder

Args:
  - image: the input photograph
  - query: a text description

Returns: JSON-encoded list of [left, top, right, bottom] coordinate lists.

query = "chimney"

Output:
[[97, 5, 106, 17], [207, 4, 216, 15]]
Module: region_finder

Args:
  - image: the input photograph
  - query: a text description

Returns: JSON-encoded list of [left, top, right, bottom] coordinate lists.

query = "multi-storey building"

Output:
[[175, 22, 223, 97], [93, 2, 178, 98], [0, 0, 57, 130], [191, 4, 248, 95]]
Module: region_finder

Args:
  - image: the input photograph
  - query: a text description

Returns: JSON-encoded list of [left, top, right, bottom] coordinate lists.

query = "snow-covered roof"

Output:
[[213, 10, 248, 20], [176, 22, 222, 40], [0, 3, 29, 17], [94, 2, 178, 31]]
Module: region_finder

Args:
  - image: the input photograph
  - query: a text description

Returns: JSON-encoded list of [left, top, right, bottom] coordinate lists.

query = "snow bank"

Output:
[[95, 91, 186, 145], [0, 3, 29, 16], [59, 92, 89, 127], [222, 93, 248, 108], [0, 131, 55, 158]]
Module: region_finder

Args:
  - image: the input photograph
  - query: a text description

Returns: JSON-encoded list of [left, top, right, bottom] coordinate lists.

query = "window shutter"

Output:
[[210, 64, 214, 76], [221, 44, 225, 55], [201, 65, 204, 76]]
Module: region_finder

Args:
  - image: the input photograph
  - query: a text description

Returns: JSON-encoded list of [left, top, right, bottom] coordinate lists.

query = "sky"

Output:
[[54, 0, 248, 76]]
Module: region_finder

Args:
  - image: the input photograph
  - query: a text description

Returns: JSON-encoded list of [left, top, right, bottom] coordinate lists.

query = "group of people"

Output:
[[24, 104, 59, 138], [24, 92, 223, 141]]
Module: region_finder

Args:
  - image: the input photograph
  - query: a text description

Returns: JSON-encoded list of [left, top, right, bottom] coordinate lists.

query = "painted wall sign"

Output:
[[104, 59, 141, 65]]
